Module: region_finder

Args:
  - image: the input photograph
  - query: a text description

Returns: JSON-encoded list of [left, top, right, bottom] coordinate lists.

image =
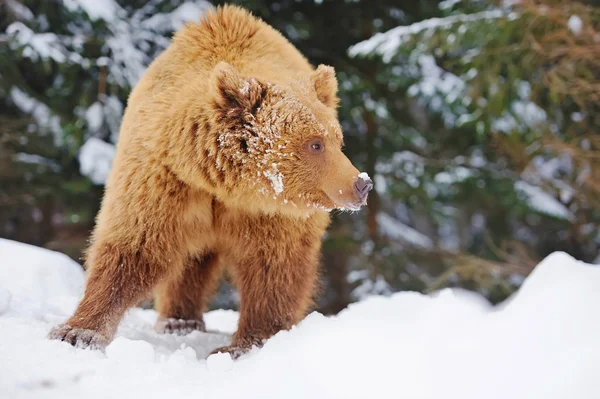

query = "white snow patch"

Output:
[[264, 164, 284, 195], [439, 0, 461, 10], [143, 1, 212, 32], [409, 54, 465, 101], [62, 0, 120, 22], [358, 172, 370, 181], [492, 100, 548, 133], [85, 102, 104, 132], [373, 173, 387, 194], [571, 112, 584, 122], [512, 100, 547, 128], [377, 212, 434, 248], [10, 87, 62, 143], [239, 80, 250, 95], [568, 15, 583, 35], [79, 137, 116, 185], [166, 1, 213, 30], [14, 153, 60, 171], [349, 10, 504, 62], [435, 166, 472, 185], [5, 0, 34, 21], [515, 181, 574, 221], [3, 240, 600, 398], [6, 22, 67, 63]]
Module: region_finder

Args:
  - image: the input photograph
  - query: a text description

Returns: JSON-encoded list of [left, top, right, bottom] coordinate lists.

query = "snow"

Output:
[[376, 150, 426, 190], [14, 153, 60, 171], [105, 337, 156, 364], [439, 0, 462, 11], [351, 275, 392, 299], [512, 100, 547, 128], [515, 181, 574, 221], [3, 239, 600, 398], [377, 212, 434, 248], [165, 2, 214, 31], [0, 239, 84, 318], [6, 22, 67, 63], [405, 53, 469, 127], [568, 15, 583, 35], [357, 172, 370, 181], [492, 100, 548, 133], [263, 164, 284, 195], [6, 0, 210, 154], [434, 166, 473, 185], [78, 137, 116, 185], [85, 102, 104, 132], [348, 10, 504, 62], [10, 87, 62, 144], [62, 0, 120, 22], [5, 0, 34, 21], [206, 352, 234, 372], [0, 289, 11, 315]]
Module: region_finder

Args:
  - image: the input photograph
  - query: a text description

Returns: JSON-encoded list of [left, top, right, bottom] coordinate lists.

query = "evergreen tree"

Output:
[[2, 0, 598, 310], [0, 0, 211, 256], [350, 0, 600, 301]]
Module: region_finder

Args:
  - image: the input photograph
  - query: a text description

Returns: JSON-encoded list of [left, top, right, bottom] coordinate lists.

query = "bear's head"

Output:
[[209, 61, 372, 215]]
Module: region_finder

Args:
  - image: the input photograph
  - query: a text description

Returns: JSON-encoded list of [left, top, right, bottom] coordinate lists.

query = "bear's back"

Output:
[[148, 5, 314, 95], [174, 5, 313, 79], [118, 5, 315, 146]]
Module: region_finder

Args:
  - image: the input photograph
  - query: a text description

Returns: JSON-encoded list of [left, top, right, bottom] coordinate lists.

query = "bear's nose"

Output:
[[353, 176, 373, 202]]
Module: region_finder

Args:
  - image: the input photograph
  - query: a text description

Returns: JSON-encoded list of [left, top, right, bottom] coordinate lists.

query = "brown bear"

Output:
[[49, 5, 372, 358]]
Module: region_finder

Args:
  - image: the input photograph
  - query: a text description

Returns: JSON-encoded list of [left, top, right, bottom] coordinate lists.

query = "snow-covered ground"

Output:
[[1, 238, 600, 399]]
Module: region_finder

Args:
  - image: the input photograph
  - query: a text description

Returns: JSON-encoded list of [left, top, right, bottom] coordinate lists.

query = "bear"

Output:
[[49, 5, 373, 357]]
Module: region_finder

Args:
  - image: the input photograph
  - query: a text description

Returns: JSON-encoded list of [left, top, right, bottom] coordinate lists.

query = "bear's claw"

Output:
[[210, 338, 264, 359], [154, 317, 206, 335], [210, 345, 250, 360], [48, 324, 108, 349]]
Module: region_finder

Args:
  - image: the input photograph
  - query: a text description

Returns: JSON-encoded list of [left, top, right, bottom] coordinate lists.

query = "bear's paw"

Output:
[[48, 324, 109, 349], [154, 317, 206, 336]]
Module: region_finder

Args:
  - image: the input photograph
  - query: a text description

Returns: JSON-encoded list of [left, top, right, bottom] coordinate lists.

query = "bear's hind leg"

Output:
[[154, 253, 222, 335], [49, 243, 175, 349]]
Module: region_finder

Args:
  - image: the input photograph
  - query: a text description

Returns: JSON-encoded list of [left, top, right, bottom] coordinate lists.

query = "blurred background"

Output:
[[1, 0, 598, 313]]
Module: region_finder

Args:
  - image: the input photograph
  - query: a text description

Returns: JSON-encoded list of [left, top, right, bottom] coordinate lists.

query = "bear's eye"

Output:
[[308, 139, 324, 153]]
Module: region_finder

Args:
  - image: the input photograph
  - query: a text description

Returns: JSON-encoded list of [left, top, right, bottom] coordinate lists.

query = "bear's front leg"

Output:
[[212, 237, 321, 358], [49, 243, 175, 349]]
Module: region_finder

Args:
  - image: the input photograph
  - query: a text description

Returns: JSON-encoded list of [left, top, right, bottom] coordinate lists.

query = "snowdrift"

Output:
[[1, 237, 599, 399]]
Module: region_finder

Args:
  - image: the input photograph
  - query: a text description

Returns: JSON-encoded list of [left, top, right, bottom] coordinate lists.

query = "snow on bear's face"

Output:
[[210, 62, 372, 213]]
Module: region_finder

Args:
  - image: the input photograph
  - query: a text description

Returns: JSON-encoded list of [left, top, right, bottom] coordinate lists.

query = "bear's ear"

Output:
[[312, 64, 339, 109], [211, 61, 265, 121]]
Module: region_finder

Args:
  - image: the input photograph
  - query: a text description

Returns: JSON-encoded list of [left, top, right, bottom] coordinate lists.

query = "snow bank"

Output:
[[0, 239, 84, 318], [1, 239, 600, 398]]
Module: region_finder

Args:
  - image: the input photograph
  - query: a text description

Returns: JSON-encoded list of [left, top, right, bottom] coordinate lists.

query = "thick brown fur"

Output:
[[49, 5, 368, 357]]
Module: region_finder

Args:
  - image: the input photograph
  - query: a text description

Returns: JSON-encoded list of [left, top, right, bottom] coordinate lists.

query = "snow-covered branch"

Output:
[[348, 10, 505, 62]]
